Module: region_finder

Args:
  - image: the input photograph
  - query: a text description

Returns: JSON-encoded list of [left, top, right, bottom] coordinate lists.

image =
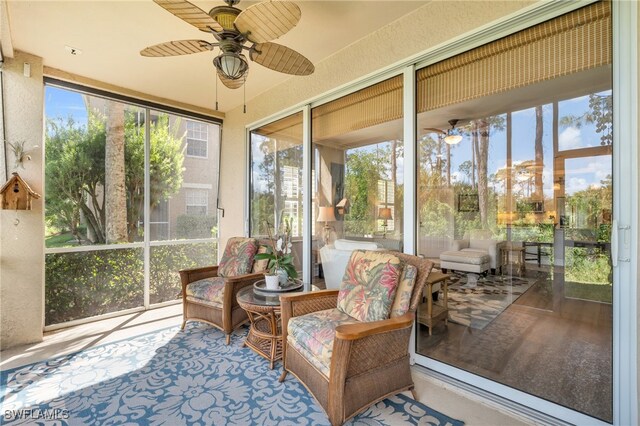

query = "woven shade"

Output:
[[253, 112, 303, 147], [312, 75, 403, 142], [417, 1, 611, 113]]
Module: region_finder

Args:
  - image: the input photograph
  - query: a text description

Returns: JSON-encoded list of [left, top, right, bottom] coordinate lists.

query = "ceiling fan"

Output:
[[140, 0, 314, 91], [424, 119, 463, 145]]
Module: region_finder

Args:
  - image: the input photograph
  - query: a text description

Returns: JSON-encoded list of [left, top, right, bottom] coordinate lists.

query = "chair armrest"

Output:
[[334, 312, 413, 340], [329, 313, 415, 395], [450, 239, 469, 251], [179, 265, 219, 289], [224, 272, 266, 283]]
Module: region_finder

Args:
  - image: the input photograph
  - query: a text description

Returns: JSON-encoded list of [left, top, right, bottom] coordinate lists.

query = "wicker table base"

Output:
[[243, 309, 282, 369], [237, 285, 293, 369]]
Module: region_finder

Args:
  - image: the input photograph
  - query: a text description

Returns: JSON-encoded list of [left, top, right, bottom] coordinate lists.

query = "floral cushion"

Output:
[[287, 308, 359, 377], [252, 244, 269, 274], [389, 264, 418, 317], [218, 237, 259, 277], [185, 277, 226, 308], [336, 250, 403, 322]]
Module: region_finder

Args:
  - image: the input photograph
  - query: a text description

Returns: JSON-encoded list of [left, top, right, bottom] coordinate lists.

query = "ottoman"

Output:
[[439, 249, 491, 274]]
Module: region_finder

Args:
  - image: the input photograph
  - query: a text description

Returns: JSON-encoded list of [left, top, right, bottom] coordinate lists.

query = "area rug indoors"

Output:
[[445, 272, 537, 330], [1, 323, 463, 425]]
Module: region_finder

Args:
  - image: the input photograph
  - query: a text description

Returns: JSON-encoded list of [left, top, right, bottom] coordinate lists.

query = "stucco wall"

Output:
[[218, 0, 536, 248], [0, 51, 45, 349]]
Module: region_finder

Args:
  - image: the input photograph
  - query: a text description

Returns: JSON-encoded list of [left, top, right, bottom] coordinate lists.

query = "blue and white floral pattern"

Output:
[[0, 324, 464, 426]]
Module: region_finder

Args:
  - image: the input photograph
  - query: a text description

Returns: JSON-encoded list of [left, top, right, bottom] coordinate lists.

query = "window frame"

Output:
[[186, 120, 209, 158]]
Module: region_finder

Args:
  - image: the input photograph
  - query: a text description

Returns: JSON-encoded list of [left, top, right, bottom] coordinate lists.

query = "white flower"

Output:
[[276, 238, 283, 252]]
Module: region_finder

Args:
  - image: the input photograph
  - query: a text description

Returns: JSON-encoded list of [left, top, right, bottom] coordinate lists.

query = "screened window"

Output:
[[44, 83, 221, 324]]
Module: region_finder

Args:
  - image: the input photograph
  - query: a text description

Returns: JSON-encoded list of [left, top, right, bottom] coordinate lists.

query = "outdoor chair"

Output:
[[280, 250, 433, 426], [179, 237, 268, 344]]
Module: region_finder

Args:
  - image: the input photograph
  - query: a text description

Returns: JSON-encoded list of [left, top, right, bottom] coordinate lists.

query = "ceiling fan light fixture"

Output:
[[214, 52, 248, 80], [444, 134, 463, 145], [444, 118, 463, 145]]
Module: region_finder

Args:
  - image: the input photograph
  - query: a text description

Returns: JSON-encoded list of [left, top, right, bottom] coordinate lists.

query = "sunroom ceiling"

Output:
[[6, 1, 428, 114]]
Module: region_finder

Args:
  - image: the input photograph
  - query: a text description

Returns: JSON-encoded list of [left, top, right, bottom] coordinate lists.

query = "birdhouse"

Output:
[[0, 172, 40, 210]]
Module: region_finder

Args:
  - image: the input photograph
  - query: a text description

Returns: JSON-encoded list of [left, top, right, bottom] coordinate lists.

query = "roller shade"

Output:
[[312, 75, 403, 142], [417, 1, 611, 113]]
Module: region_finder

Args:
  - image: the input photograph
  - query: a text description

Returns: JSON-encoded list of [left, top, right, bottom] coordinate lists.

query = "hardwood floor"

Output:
[[417, 267, 613, 422]]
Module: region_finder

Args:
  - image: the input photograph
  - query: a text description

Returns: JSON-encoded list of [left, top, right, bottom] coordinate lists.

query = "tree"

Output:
[[559, 92, 612, 146], [46, 109, 185, 244], [105, 101, 128, 243]]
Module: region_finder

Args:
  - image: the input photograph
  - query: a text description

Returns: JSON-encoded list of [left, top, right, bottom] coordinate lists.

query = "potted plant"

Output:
[[255, 218, 298, 289]]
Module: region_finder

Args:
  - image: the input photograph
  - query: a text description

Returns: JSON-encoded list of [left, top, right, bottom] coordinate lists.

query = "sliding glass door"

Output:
[[414, 2, 613, 421]]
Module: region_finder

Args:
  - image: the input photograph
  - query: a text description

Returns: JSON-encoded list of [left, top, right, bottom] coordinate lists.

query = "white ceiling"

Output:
[[6, 0, 428, 113]]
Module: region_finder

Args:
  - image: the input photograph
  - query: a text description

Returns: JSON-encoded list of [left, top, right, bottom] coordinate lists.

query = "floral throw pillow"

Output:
[[218, 237, 259, 277], [337, 250, 404, 322], [389, 264, 418, 317]]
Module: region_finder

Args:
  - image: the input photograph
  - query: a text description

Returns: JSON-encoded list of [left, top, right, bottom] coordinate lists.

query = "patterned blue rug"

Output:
[[1, 323, 464, 425]]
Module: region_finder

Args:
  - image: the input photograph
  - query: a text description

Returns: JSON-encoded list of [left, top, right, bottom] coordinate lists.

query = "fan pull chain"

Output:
[[215, 77, 219, 111], [243, 75, 247, 114]]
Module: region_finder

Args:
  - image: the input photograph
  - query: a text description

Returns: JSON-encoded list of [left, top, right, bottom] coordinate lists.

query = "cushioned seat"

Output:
[[439, 249, 491, 274], [287, 308, 359, 377], [185, 277, 226, 308], [439, 250, 490, 264]]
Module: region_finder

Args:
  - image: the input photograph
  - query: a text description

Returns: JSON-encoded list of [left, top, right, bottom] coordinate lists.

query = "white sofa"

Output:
[[440, 230, 506, 275]]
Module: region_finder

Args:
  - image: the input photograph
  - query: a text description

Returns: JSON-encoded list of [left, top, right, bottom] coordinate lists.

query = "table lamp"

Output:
[[378, 207, 393, 238], [317, 206, 336, 245]]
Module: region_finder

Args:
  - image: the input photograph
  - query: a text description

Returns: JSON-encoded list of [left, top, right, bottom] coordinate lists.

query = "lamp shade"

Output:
[[378, 207, 393, 220], [317, 206, 336, 223]]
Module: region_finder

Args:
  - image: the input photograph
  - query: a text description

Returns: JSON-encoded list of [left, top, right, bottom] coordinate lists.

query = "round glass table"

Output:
[[236, 284, 304, 369]]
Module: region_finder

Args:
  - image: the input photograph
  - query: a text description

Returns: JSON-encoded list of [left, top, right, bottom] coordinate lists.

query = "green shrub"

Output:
[[176, 215, 216, 239], [45, 242, 217, 325]]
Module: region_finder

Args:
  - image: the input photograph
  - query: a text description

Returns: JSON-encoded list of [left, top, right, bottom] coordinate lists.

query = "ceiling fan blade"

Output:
[[153, 0, 223, 33], [140, 40, 213, 57], [234, 1, 301, 43], [218, 70, 247, 90], [250, 42, 314, 76], [423, 128, 446, 135]]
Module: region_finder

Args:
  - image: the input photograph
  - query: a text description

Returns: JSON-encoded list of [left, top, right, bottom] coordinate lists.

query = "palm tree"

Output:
[[104, 100, 128, 243]]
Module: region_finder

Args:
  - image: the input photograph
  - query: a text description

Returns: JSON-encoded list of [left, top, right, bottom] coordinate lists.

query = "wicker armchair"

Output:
[[280, 251, 433, 426], [179, 237, 267, 344]]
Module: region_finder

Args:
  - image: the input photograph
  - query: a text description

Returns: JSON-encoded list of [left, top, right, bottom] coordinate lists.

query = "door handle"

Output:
[[611, 220, 618, 267]]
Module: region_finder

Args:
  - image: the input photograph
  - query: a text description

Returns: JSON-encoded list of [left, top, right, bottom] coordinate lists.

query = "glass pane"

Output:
[[45, 88, 145, 246], [249, 112, 304, 273], [312, 76, 403, 288], [149, 112, 220, 242], [149, 111, 220, 304], [415, 9, 613, 421], [150, 242, 218, 304], [45, 248, 143, 325]]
